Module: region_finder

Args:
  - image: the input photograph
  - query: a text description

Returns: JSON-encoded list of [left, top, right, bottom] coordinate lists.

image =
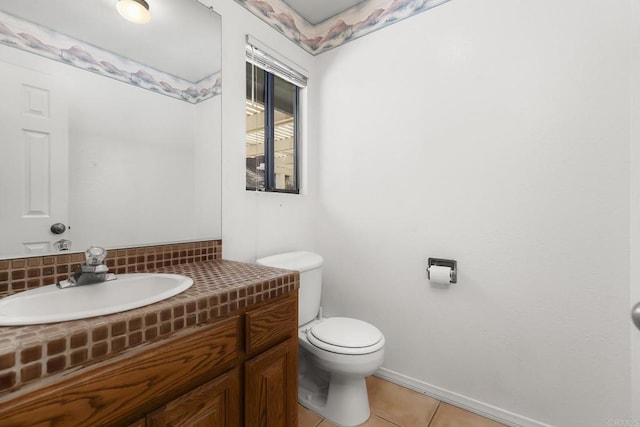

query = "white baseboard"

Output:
[[374, 368, 553, 427]]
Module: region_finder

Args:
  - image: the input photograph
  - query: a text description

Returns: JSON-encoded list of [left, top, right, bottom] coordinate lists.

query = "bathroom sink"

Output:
[[0, 273, 194, 326]]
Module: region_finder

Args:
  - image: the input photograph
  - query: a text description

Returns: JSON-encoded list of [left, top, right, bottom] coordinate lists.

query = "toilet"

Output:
[[256, 251, 385, 427]]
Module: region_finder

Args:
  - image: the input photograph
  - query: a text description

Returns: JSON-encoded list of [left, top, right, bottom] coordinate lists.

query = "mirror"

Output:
[[0, 0, 222, 259]]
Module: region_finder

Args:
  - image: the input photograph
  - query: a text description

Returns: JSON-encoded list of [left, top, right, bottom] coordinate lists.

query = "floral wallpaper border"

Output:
[[0, 11, 221, 104], [235, 0, 452, 55]]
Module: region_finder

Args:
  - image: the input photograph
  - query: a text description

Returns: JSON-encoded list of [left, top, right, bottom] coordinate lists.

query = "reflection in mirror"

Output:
[[0, 0, 222, 259]]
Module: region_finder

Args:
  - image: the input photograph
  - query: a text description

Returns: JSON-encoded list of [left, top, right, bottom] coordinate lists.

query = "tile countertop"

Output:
[[0, 259, 299, 400]]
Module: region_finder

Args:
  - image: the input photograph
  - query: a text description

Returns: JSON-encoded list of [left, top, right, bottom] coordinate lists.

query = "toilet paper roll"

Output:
[[429, 265, 452, 284]]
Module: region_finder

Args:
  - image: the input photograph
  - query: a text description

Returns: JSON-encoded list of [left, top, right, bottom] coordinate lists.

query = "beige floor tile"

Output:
[[319, 414, 400, 427], [360, 415, 401, 426], [429, 402, 507, 427], [299, 404, 324, 427], [366, 376, 439, 426]]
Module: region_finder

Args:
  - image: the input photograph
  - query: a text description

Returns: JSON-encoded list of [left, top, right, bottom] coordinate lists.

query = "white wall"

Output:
[[194, 95, 223, 239], [68, 70, 199, 249], [201, 0, 318, 262], [313, 0, 632, 425]]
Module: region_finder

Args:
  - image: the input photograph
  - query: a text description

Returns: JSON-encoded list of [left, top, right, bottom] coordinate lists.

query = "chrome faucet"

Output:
[[57, 246, 116, 289]]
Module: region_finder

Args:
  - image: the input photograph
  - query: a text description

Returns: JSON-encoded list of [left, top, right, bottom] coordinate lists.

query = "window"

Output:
[[245, 40, 306, 193]]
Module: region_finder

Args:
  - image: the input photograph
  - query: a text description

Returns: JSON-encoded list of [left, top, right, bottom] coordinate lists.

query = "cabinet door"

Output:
[[147, 369, 239, 427], [245, 338, 297, 427]]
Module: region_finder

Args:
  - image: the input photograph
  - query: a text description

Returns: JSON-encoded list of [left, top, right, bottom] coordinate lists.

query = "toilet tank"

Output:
[[255, 251, 323, 326]]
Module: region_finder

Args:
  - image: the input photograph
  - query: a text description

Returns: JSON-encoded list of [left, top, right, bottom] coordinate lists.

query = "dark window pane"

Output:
[[246, 62, 299, 193], [272, 75, 296, 191]]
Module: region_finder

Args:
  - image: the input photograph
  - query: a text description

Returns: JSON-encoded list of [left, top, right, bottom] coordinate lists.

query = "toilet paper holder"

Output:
[[427, 258, 457, 284]]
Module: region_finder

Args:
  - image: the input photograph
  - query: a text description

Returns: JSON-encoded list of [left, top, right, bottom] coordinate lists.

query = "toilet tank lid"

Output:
[[256, 251, 323, 272]]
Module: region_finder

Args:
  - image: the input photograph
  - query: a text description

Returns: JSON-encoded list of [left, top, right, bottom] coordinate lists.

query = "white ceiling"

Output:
[[283, 0, 367, 24], [0, 0, 221, 82]]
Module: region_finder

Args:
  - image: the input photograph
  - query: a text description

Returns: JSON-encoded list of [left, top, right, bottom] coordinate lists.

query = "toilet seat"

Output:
[[307, 317, 385, 355]]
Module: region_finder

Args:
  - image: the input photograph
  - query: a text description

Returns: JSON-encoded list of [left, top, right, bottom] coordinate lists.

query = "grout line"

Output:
[[373, 414, 403, 426], [427, 401, 442, 426]]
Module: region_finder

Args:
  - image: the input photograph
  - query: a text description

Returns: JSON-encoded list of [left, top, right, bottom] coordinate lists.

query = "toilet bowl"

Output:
[[298, 317, 385, 426], [256, 251, 385, 427]]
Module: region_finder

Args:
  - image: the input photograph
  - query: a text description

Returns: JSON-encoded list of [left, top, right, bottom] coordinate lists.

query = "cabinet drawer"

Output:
[[245, 295, 297, 355]]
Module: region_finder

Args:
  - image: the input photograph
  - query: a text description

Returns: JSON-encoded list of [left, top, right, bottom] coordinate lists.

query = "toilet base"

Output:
[[299, 371, 371, 426]]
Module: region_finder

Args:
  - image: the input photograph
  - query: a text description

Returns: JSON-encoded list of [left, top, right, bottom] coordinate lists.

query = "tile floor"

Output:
[[298, 376, 507, 427]]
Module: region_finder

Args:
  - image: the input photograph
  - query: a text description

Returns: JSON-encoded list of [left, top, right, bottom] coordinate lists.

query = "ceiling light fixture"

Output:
[[116, 0, 151, 24]]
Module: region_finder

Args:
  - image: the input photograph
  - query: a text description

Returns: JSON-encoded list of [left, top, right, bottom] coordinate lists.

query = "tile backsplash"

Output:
[[0, 240, 222, 298]]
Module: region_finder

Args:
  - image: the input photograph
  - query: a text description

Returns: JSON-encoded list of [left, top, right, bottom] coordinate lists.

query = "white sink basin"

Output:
[[0, 273, 194, 326]]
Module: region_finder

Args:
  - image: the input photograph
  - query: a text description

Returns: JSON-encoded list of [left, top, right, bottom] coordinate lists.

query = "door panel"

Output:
[[245, 338, 297, 427], [146, 369, 239, 427]]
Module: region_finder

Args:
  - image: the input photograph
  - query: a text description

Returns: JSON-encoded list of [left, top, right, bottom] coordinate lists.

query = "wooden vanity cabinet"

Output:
[[142, 293, 299, 427], [0, 291, 298, 427]]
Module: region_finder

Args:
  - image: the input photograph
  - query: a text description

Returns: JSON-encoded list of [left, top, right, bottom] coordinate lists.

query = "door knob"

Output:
[[50, 223, 66, 234], [633, 302, 640, 331]]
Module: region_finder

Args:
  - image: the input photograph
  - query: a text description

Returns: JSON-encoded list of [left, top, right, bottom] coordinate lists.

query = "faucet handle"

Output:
[[85, 246, 107, 266]]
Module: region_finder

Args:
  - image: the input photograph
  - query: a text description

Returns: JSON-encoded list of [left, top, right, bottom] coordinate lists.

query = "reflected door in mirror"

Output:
[[0, 61, 69, 256]]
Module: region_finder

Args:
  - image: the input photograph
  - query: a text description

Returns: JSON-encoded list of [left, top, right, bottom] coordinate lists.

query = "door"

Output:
[[633, 263, 640, 419], [245, 338, 297, 427], [0, 60, 69, 256], [146, 369, 240, 427]]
